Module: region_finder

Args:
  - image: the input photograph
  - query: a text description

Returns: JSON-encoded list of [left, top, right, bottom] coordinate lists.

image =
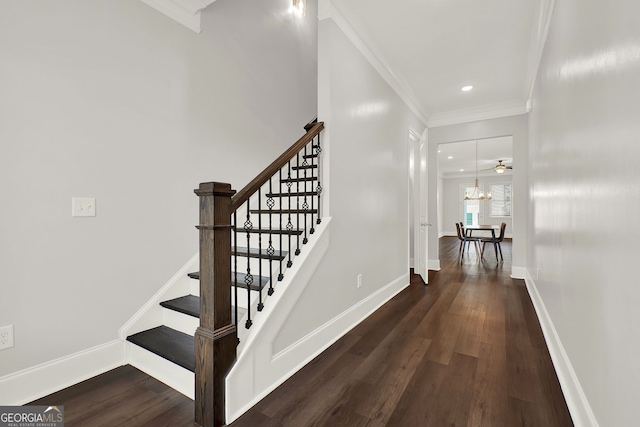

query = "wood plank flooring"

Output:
[[29, 237, 573, 426]]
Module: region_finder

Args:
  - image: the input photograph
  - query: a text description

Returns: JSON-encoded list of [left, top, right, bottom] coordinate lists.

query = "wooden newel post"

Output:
[[194, 182, 237, 427]]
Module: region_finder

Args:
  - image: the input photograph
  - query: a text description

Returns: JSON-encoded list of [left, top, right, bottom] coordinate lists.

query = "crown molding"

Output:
[[427, 100, 527, 128], [525, 0, 557, 103], [140, 0, 217, 33], [319, 0, 429, 126]]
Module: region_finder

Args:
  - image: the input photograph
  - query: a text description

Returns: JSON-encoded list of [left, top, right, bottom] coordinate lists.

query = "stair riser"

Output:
[[162, 308, 198, 336], [126, 342, 194, 399]]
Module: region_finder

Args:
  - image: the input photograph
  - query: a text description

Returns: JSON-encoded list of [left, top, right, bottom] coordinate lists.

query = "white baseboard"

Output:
[[510, 266, 527, 279], [428, 259, 441, 271], [523, 272, 599, 427], [0, 340, 124, 405]]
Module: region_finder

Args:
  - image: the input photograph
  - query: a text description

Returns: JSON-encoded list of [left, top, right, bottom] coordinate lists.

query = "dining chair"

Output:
[[456, 222, 480, 257], [480, 222, 507, 261]]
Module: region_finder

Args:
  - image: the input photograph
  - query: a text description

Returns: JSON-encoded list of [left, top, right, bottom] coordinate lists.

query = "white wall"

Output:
[[0, 0, 317, 378], [528, 0, 640, 425], [429, 115, 528, 276], [271, 12, 425, 353], [440, 173, 513, 236]]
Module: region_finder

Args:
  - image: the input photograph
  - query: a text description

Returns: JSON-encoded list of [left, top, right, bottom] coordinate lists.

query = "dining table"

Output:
[[463, 224, 501, 261]]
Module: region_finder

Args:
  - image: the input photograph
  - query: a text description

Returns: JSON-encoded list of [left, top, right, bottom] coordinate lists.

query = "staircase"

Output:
[[124, 120, 324, 426]]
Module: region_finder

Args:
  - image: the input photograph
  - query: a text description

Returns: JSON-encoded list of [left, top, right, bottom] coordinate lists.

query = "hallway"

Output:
[[31, 237, 572, 426], [231, 236, 572, 426]]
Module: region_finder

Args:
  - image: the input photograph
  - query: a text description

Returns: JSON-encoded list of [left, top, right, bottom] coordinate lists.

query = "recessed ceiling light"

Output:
[[461, 85, 473, 92], [460, 169, 464, 172], [448, 156, 453, 159]]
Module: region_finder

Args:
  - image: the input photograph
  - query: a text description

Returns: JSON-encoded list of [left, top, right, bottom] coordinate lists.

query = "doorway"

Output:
[[410, 129, 429, 284]]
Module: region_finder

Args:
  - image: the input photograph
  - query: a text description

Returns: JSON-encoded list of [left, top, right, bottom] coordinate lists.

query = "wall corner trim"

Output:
[[139, 0, 217, 33], [0, 340, 124, 405], [524, 271, 600, 427], [320, 1, 428, 126]]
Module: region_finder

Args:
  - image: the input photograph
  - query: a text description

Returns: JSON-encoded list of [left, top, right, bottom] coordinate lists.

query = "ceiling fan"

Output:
[[483, 160, 513, 174]]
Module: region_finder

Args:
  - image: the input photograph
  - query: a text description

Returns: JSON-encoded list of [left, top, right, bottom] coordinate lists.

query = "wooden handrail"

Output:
[[231, 122, 324, 211]]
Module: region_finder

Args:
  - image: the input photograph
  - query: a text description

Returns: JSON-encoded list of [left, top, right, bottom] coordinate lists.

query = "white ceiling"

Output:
[[330, 0, 543, 124]]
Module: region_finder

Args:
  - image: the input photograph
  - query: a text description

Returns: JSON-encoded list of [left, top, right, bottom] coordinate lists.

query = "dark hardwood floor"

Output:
[[30, 237, 573, 426]]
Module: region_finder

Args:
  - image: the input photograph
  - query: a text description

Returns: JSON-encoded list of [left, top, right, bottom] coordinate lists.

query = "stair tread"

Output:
[[187, 271, 272, 291], [161, 295, 200, 317], [127, 326, 194, 372], [265, 191, 319, 197], [292, 165, 318, 170], [235, 227, 303, 235], [250, 209, 318, 214], [280, 177, 318, 182], [160, 295, 247, 322], [235, 246, 287, 260]]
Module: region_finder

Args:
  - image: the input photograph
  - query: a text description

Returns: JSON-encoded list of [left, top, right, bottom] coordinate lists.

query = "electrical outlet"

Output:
[[357, 274, 363, 289], [0, 325, 14, 350], [72, 198, 96, 217]]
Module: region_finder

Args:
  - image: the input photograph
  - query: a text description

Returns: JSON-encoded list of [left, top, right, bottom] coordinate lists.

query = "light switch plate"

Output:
[[72, 198, 96, 217]]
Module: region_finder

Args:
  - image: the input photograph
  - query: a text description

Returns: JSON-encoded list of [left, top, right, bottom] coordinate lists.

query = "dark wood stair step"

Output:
[[265, 191, 319, 197], [250, 209, 318, 214], [234, 246, 287, 261], [280, 177, 317, 183], [127, 326, 194, 372], [160, 295, 247, 322], [292, 165, 318, 170], [187, 271, 272, 291], [160, 295, 200, 317], [235, 227, 303, 235], [302, 154, 319, 159]]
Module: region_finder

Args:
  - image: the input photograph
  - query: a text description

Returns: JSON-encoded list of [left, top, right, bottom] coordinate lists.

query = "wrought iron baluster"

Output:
[[267, 178, 275, 295], [257, 189, 264, 311], [302, 145, 309, 244], [315, 133, 323, 225], [310, 138, 316, 235], [278, 169, 284, 281], [295, 153, 301, 256], [244, 201, 253, 329], [286, 162, 293, 268]]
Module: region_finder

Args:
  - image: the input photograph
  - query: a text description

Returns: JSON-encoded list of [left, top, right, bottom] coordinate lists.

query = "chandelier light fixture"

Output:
[[464, 140, 492, 200]]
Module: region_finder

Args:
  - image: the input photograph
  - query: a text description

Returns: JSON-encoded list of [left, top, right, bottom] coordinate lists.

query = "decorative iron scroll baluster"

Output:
[[315, 133, 323, 225], [244, 202, 253, 329], [257, 189, 264, 311], [295, 153, 301, 256], [278, 169, 284, 281], [310, 137, 316, 235], [267, 179, 275, 295], [286, 162, 293, 268], [302, 145, 309, 244]]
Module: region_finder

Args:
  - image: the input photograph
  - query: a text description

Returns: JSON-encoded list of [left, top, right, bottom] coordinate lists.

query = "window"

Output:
[[490, 183, 511, 217], [462, 185, 481, 226]]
